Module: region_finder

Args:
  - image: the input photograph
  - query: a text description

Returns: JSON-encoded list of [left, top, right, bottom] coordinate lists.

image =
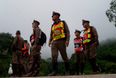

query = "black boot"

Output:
[[64, 62, 70, 75], [12, 63, 17, 77], [48, 62, 58, 76], [89, 58, 100, 73], [33, 63, 40, 76], [80, 63, 85, 75], [76, 62, 79, 75]]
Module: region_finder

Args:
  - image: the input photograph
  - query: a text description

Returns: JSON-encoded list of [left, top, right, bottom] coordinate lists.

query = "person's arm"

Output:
[[63, 21, 70, 46], [92, 27, 99, 46], [11, 37, 18, 51], [34, 28, 41, 45], [48, 26, 53, 47]]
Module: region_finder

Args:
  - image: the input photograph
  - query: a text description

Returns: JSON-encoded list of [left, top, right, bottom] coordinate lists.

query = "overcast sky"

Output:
[[0, 0, 116, 59]]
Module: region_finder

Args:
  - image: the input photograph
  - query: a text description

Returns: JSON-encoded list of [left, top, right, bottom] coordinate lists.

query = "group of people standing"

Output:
[[11, 11, 101, 77]]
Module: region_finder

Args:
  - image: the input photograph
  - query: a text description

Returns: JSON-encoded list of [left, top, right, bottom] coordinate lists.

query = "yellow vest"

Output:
[[52, 21, 65, 41], [83, 28, 92, 44]]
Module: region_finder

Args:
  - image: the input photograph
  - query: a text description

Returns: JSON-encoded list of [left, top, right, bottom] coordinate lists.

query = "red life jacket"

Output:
[[30, 34, 35, 45], [74, 37, 83, 53], [22, 43, 29, 56]]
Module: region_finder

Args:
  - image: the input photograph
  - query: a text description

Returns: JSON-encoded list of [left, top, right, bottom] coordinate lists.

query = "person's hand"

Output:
[[48, 42, 51, 47], [91, 42, 98, 47], [33, 45, 37, 49], [65, 41, 69, 47]]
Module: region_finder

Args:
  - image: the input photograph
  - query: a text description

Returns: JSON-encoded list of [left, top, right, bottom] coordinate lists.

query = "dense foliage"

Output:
[[106, 0, 116, 27]]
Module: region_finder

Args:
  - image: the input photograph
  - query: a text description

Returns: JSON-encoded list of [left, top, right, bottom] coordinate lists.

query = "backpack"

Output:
[[30, 31, 47, 46], [38, 31, 47, 46]]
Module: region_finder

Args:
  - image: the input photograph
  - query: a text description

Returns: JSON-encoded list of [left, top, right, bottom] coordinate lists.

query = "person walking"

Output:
[[12, 30, 25, 77], [48, 11, 70, 76], [26, 20, 42, 76], [82, 20, 101, 73]]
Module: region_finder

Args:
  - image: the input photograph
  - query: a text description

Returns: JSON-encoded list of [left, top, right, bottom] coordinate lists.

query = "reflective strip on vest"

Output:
[[83, 39, 91, 44], [52, 22, 65, 41], [83, 28, 91, 44]]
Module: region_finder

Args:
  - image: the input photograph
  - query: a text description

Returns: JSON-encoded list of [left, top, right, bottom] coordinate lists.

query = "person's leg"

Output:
[[12, 63, 18, 76], [17, 53, 22, 77], [18, 64, 26, 76], [12, 52, 19, 76], [89, 45, 100, 73], [76, 54, 79, 75], [24, 55, 36, 76], [89, 58, 97, 72], [80, 52, 85, 75], [80, 63, 84, 75], [32, 54, 41, 76], [30, 46, 41, 76], [48, 41, 58, 76], [19, 56, 27, 76], [89, 58, 101, 73], [58, 40, 70, 74]]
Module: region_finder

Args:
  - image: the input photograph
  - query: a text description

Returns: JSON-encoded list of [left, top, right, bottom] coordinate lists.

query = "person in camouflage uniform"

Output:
[[82, 20, 101, 73], [12, 30, 25, 77], [21, 40, 30, 74], [25, 20, 41, 77]]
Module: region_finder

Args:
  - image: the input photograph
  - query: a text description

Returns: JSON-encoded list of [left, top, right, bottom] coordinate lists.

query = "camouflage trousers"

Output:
[[25, 45, 41, 77], [12, 51, 26, 76]]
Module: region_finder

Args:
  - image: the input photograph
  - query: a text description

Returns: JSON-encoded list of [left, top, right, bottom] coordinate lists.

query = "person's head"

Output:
[[16, 30, 21, 37], [52, 11, 60, 21], [82, 20, 90, 29], [32, 20, 40, 29], [75, 30, 81, 37]]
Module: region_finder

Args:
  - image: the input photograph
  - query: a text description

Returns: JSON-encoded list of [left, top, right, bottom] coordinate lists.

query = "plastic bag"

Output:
[[8, 64, 13, 75]]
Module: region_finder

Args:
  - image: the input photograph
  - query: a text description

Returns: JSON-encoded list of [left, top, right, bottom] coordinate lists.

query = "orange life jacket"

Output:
[[22, 43, 29, 56], [74, 37, 83, 53], [52, 21, 65, 41]]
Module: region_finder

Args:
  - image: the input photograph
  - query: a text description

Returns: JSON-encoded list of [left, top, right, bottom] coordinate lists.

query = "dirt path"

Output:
[[39, 74, 116, 78]]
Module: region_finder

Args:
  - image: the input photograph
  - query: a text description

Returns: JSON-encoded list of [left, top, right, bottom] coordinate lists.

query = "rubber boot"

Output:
[[64, 62, 70, 75], [48, 62, 58, 76], [12, 63, 18, 77], [80, 63, 85, 75], [89, 58, 100, 74]]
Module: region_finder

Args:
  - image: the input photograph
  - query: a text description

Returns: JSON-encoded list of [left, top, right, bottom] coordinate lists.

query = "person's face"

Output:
[[83, 23, 89, 28], [32, 22, 38, 29], [16, 34, 20, 37], [75, 32, 80, 37], [52, 15, 59, 21]]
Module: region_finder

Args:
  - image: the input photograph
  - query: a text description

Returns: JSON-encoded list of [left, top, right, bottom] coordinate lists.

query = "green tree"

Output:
[[0, 33, 14, 55], [106, 0, 116, 27], [0, 33, 14, 77]]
